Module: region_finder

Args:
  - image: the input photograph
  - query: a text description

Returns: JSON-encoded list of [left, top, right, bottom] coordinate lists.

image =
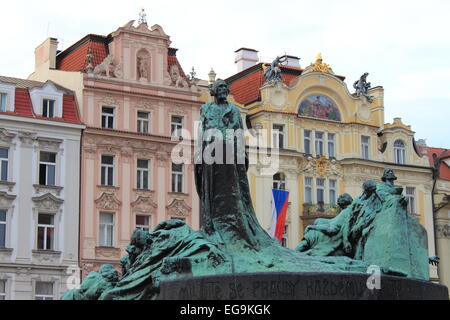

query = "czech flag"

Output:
[[269, 189, 290, 242]]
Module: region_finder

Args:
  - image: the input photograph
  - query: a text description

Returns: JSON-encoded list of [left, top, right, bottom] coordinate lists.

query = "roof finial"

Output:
[[138, 8, 147, 25]]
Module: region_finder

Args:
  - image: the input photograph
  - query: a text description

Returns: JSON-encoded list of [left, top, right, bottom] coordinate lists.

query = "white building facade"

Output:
[[0, 76, 84, 300]]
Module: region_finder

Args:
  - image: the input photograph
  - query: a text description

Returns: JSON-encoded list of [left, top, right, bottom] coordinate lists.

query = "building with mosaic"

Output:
[[222, 49, 439, 281]]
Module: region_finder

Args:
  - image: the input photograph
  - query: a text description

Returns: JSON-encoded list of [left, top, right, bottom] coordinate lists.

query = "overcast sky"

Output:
[[1, 0, 449, 148]]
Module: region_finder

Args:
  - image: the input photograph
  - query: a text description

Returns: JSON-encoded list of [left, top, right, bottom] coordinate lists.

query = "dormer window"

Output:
[[0, 92, 7, 112], [42, 99, 55, 118], [394, 140, 406, 164]]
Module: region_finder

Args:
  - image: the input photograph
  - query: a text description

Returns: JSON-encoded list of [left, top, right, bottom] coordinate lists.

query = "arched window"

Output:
[[273, 173, 286, 190], [394, 140, 406, 164]]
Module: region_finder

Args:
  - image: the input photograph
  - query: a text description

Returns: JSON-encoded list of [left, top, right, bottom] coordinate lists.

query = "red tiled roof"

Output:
[[227, 64, 303, 106], [0, 77, 82, 125], [57, 35, 108, 72], [168, 48, 189, 82], [428, 147, 450, 181]]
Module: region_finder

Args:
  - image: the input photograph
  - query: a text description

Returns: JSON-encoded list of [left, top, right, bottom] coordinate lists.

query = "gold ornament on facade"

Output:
[[315, 156, 329, 177], [306, 53, 334, 74]]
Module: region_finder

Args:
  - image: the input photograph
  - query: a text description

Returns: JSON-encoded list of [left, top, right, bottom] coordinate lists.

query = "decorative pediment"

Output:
[[131, 196, 157, 214], [95, 193, 121, 210], [37, 137, 63, 153], [32, 193, 63, 212], [18, 131, 37, 147], [166, 199, 191, 218], [0, 128, 16, 145], [169, 105, 187, 116], [100, 94, 119, 107], [136, 99, 156, 111], [0, 191, 16, 208]]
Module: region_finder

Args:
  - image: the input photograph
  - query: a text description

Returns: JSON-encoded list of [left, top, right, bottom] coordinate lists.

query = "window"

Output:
[[0, 148, 8, 181], [171, 116, 183, 138], [406, 187, 416, 215], [304, 130, 311, 154], [102, 107, 115, 129], [329, 180, 337, 205], [273, 173, 286, 190], [137, 159, 150, 190], [394, 140, 406, 164], [272, 125, 284, 149], [136, 215, 150, 232], [39, 152, 56, 186], [361, 136, 370, 160], [328, 133, 335, 158], [315, 132, 324, 156], [42, 99, 55, 118], [305, 177, 313, 204], [171, 163, 183, 193], [0, 279, 5, 300], [316, 178, 325, 203], [0, 92, 7, 112], [282, 225, 289, 248], [35, 282, 53, 300], [99, 212, 114, 247], [37, 214, 54, 251], [137, 111, 150, 134], [101, 155, 114, 186], [0, 210, 6, 248]]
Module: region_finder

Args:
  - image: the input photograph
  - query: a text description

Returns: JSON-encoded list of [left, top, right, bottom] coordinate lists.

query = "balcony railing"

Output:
[[303, 203, 341, 217]]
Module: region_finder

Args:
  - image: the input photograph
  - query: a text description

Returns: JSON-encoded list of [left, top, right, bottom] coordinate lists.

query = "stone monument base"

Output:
[[159, 272, 448, 300]]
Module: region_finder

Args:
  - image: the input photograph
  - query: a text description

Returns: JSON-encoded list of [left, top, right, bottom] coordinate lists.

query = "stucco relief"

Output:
[[97, 144, 121, 155], [0, 191, 16, 208], [301, 156, 343, 178], [169, 105, 188, 116], [33, 185, 63, 197], [18, 131, 37, 147], [32, 193, 64, 212], [131, 196, 157, 215], [95, 193, 121, 210], [436, 224, 450, 239], [100, 94, 119, 107], [0, 128, 16, 145], [169, 65, 189, 88], [135, 99, 156, 111], [32, 250, 62, 265], [121, 148, 133, 163], [166, 199, 191, 218], [36, 137, 63, 154], [83, 145, 97, 159]]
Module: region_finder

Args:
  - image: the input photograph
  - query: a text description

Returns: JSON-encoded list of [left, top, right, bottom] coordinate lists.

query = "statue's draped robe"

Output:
[[195, 102, 274, 252]]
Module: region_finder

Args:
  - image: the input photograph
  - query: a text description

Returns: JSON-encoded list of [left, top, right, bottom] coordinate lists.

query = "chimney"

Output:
[[283, 55, 301, 68], [35, 38, 59, 70], [235, 48, 259, 73]]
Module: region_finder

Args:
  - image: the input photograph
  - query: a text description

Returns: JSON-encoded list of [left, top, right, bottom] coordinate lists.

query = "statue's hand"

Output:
[[344, 241, 352, 254]]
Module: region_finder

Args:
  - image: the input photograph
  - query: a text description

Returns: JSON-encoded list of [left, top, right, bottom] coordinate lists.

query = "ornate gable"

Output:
[[0, 129, 16, 145], [166, 199, 191, 218], [32, 193, 64, 212], [131, 196, 157, 215], [95, 193, 122, 210]]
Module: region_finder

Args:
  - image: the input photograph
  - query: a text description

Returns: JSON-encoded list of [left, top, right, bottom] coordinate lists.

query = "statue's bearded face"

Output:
[[215, 82, 229, 101]]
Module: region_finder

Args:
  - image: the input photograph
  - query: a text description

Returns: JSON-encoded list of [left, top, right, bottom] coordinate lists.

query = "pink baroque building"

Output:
[[29, 19, 201, 277]]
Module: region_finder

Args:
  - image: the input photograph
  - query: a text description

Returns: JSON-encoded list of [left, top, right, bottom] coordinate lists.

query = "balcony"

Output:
[[301, 203, 341, 230], [303, 203, 341, 217]]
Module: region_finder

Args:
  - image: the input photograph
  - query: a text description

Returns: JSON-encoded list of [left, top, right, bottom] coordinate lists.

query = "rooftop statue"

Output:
[[263, 56, 287, 83], [62, 81, 431, 300], [353, 72, 374, 103]]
